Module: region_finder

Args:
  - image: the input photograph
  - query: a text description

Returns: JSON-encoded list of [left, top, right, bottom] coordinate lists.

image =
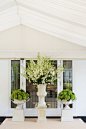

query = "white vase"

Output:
[[13, 99, 25, 109], [37, 84, 47, 107], [58, 99, 73, 110], [10, 98, 30, 109]]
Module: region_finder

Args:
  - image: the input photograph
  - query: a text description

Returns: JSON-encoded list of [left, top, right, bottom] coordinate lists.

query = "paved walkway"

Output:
[[0, 118, 86, 129]]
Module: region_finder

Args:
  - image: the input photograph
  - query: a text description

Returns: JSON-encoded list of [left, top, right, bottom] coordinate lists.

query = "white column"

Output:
[[57, 60, 63, 108], [20, 60, 26, 109], [20, 60, 26, 90]]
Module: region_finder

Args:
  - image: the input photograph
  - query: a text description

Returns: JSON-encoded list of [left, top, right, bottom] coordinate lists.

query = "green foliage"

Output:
[[58, 89, 76, 101], [21, 53, 66, 85], [11, 89, 29, 101]]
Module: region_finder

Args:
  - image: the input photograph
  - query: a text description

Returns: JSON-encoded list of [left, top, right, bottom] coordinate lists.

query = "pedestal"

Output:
[[61, 109, 73, 122], [12, 109, 25, 121], [37, 107, 47, 123]]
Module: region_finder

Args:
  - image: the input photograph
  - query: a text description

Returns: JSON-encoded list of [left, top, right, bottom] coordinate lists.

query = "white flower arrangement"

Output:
[[22, 53, 65, 85]]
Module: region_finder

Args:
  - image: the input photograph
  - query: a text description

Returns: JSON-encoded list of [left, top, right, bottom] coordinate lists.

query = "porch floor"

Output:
[[0, 118, 86, 129]]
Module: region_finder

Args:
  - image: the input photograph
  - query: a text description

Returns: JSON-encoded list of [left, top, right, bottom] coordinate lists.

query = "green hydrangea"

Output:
[[63, 91, 67, 95], [58, 89, 76, 101], [11, 89, 29, 101]]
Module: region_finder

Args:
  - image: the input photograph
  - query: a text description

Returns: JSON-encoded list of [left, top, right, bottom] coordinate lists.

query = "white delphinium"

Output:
[[21, 53, 65, 85]]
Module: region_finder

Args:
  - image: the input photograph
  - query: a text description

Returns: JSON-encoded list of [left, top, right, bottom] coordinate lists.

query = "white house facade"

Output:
[[0, 0, 86, 118]]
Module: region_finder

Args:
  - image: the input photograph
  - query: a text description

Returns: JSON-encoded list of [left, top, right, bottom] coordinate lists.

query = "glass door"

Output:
[[11, 60, 20, 108], [26, 60, 38, 109], [26, 82, 38, 108], [45, 61, 57, 109], [23, 60, 63, 116]]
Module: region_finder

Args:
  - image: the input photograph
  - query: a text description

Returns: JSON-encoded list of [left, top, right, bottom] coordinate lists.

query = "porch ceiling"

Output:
[[0, 0, 86, 47]]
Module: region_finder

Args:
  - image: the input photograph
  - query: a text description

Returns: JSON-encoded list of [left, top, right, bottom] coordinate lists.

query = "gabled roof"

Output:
[[0, 0, 86, 47]]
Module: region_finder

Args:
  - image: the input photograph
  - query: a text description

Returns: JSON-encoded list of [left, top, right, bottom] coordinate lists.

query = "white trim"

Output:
[[72, 60, 77, 116], [20, 60, 26, 109], [8, 60, 13, 116], [0, 51, 86, 59], [57, 60, 63, 108]]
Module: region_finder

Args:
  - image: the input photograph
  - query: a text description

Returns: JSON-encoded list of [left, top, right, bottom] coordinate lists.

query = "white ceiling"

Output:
[[0, 0, 86, 47]]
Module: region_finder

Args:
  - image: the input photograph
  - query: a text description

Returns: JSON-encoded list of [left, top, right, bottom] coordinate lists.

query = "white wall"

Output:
[[0, 60, 9, 116], [73, 60, 86, 116], [0, 25, 21, 50], [21, 25, 86, 52], [0, 25, 86, 51]]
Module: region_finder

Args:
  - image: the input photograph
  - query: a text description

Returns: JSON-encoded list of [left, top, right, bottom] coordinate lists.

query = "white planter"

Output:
[[12, 99, 26, 110], [10, 98, 29, 121], [58, 99, 73, 110], [61, 109, 73, 122], [37, 84, 47, 107], [12, 99, 25, 121], [57, 99, 73, 121], [11, 98, 30, 109], [12, 109, 25, 121]]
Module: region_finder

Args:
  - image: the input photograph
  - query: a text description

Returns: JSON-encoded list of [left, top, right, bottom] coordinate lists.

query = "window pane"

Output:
[[63, 60, 72, 108], [63, 61, 72, 91], [11, 60, 20, 108], [26, 60, 38, 108], [45, 61, 57, 108]]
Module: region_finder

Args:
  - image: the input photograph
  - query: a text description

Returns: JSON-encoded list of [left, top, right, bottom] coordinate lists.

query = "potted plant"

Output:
[[58, 89, 76, 109], [11, 89, 29, 109], [22, 53, 65, 107]]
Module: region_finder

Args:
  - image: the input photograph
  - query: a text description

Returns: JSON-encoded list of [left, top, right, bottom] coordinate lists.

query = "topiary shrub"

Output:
[[58, 89, 76, 101], [11, 89, 29, 101]]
